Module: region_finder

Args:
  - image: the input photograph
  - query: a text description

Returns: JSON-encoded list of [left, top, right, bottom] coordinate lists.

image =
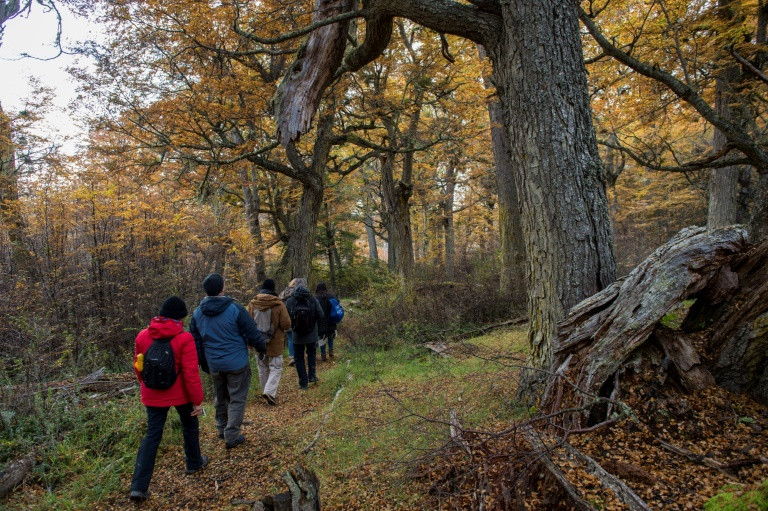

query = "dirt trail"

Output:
[[100, 359, 341, 510]]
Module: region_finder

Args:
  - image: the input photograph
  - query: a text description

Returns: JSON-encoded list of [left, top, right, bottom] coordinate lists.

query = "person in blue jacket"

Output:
[[190, 273, 265, 449]]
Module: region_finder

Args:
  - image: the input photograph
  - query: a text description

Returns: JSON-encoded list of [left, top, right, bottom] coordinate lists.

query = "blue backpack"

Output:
[[329, 297, 344, 324]]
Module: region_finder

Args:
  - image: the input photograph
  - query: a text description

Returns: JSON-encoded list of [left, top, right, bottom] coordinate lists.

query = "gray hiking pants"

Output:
[[257, 354, 283, 399], [211, 364, 251, 443]]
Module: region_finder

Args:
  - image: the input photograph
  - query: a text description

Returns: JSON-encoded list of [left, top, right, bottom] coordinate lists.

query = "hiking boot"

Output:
[[288, 357, 295, 366], [186, 455, 209, 475], [321, 354, 327, 362], [265, 394, 277, 406], [309, 376, 318, 384], [299, 385, 308, 390], [329, 349, 334, 358], [225, 434, 245, 449], [129, 490, 150, 501]]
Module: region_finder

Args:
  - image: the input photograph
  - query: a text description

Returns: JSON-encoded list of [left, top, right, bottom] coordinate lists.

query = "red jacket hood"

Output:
[[147, 317, 184, 339]]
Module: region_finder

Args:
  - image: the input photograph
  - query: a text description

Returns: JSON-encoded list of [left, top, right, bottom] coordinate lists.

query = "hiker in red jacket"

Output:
[[129, 296, 208, 502]]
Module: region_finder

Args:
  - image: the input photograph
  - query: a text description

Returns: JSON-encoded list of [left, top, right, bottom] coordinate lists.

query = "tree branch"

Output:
[[579, 8, 768, 171]]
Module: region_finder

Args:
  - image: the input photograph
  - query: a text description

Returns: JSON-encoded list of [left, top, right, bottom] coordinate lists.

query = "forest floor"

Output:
[[6, 326, 768, 510]]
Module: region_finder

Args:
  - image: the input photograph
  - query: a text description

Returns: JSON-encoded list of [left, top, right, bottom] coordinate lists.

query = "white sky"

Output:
[[0, 4, 100, 152]]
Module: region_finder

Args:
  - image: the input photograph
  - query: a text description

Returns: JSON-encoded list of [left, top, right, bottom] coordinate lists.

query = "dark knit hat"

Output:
[[160, 296, 188, 320], [261, 279, 276, 292], [202, 273, 224, 296], [316, 281, 328, 293]]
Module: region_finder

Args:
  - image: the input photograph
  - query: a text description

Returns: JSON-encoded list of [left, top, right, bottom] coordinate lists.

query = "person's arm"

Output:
[[179, 333, 204, 406], [236, 303, 266, 352], [189, 313, 210, 374], [278, 303, 291, 331], [314, 297, 325, 320]]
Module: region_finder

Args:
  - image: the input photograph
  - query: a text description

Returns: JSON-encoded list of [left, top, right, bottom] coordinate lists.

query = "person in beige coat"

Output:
[[247, 279, 291, 405]]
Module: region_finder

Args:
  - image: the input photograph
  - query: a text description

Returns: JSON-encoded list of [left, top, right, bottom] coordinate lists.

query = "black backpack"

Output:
[[291, 296, 316, 335], [142, 337, 177, 390]]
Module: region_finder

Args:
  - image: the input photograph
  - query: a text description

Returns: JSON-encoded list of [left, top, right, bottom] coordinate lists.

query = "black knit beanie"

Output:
[[261, 279, 276, 292], [202, 273, 224, 296], [160, 296, 188, 320]]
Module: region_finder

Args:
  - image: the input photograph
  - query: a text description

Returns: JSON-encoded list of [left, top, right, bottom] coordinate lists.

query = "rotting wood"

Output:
[[424, 343, 450, 357], [282, 464, 321, 511], [0, 456, 33, 498], [449, 410, 471, 456], [657, 439, 739, 477], [523, 430, 596, 511], [542, 227, 756, 423], [562, 443, 651, 511]]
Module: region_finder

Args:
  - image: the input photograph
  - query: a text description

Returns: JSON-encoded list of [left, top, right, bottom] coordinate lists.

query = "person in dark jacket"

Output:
[[279, 277, 306, 366], [190, 273, 265, 449], [315, 282, 338, 361], [285, 285, 324, 389], [130, 296, 207, 502], [247, 278, 291, 405]]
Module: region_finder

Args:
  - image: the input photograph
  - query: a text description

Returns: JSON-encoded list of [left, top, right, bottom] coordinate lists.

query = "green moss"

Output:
[[704, 480, 768, 510]]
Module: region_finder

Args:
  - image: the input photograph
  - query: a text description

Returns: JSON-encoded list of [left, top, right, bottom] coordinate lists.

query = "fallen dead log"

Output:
[[0, 456, 33, 498], [542, 227, 768, 424], [657, 439, 738, 478], [525, 429, 651, 511], [524, 431, 596, 511], [561, 443, 651, 511], [235, 465, 320, 511]]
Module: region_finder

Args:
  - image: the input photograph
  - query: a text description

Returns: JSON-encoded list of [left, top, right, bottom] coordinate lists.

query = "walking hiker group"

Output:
[[128, 273, 343, 502]]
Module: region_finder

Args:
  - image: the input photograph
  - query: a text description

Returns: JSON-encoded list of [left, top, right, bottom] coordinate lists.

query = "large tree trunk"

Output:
[[750, 171, 768, 242], [363, 215, 379, 261], [708, 3, 748, 230], [442, 160, 456, 280], [281, 182, 323, 280], [381, 152, 415, 278], [478, 45, 526, 303], [491, 1, 616, 377], [241, 167, 267, 283], [541, 226, 768, 426]]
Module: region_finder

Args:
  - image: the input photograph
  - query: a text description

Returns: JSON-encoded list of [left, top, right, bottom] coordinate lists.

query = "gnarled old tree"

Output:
[[273, 0, 617, 380]]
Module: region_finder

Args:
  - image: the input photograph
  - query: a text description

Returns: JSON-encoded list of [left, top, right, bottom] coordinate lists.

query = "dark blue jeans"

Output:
[[130, 403, 203, 492], [320, 332, 336, 356], [294, 342, 317, 387]]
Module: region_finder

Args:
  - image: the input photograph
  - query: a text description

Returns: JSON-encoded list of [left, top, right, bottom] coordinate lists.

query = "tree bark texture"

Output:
[[491, 1, 616, 373], [709, 61, 747, 229], [381, 152, 414, 278], [275, 0, 354, 145], [478, 44, 527, 303], [363, 215, 379, 260], [540, 226, 768, 425], [240, 167, 267, 282]]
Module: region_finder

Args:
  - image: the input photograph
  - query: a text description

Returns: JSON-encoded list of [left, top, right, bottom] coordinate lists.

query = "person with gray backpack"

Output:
[[247, 279, 291, 405]]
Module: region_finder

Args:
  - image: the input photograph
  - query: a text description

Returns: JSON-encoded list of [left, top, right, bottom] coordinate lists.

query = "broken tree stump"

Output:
[[541, 226, 768, 424]]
